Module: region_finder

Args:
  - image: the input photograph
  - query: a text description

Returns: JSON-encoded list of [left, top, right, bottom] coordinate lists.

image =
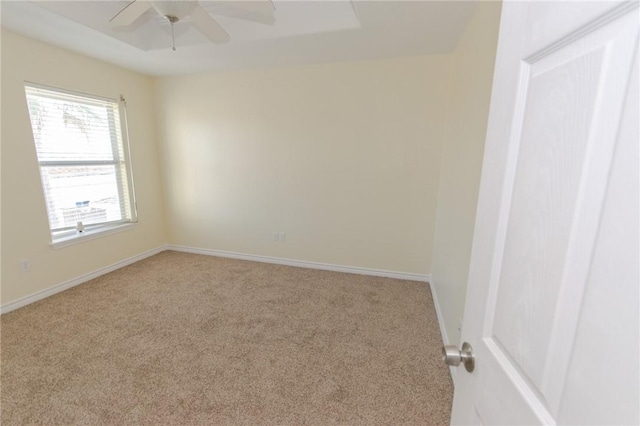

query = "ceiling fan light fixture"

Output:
[[150, 0, 198, 21], [109, 0, 249, 50], [151, 1, 198, 51]]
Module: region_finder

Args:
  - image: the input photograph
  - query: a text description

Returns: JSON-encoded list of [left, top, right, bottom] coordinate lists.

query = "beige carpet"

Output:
[[1, 251, 453, 425]]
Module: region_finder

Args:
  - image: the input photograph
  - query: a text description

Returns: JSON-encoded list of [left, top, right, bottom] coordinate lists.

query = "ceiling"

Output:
[[1, 1, 478, 77]]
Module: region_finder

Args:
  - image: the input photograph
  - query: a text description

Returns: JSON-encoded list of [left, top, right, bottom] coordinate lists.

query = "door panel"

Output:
[[474, 342, 551, 424], [492, 44, 604, 390], [557, 45, 639, 426], [451, 1, 639, 424]]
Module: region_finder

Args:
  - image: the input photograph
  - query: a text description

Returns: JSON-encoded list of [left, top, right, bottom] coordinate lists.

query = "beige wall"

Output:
[[1, 10, 501, 315], [155, 56, 450, 274], [431, 2, 502, 347], [1, 31, 168, 305]]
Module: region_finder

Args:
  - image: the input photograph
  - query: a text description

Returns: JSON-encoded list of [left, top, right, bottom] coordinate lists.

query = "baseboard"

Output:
[[168, 245, 430, 283], [1, 244, 431, 315], [429, 280, 457, 384], [0, 245, 167, 315]]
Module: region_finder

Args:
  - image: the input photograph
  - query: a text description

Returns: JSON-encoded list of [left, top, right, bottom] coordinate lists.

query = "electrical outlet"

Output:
[[272, 232, 287, 243], [20, 259, 31, 272]]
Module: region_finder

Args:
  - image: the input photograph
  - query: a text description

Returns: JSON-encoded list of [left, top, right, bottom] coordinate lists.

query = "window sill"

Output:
[[51, 222, 136, 249]]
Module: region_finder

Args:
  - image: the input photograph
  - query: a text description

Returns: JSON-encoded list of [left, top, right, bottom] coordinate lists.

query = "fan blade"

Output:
[[191, 5, 230, 44], [110, 0, 152, 26]]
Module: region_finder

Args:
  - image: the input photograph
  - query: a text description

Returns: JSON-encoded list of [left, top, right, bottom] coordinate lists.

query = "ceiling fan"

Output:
[[110, 0, 276, 50]]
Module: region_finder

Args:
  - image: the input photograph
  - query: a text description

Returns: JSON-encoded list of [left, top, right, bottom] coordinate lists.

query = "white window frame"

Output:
[[24, 82, 138, 247]]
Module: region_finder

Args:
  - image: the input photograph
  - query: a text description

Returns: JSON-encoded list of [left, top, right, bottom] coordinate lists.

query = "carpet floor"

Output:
[[1, 251, 453, 425]]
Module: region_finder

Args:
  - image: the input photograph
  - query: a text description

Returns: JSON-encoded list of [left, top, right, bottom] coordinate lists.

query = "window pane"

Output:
[[40, 165, 125, 230], [25, 83, 137, 240], [26, 95, 116, 162]]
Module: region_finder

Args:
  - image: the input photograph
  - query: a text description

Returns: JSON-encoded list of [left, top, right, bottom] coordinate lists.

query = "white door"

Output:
[[450, 1, 639, 424]]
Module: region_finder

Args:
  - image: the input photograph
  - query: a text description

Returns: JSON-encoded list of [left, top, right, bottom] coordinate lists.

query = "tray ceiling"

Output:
[[1, 1, 478, 76]]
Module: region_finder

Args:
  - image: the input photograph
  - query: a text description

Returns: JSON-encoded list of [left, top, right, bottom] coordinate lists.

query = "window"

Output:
[[24, 83, 137, 244]]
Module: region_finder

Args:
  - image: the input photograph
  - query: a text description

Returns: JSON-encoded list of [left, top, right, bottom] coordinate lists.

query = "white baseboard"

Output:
[[0, 245, 167, 315], [1, 244, 430, 315], [168, 245, 430, 283], [429, 280, 457, 384]]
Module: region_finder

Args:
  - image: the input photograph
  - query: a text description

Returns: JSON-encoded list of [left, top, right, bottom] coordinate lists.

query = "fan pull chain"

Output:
[[171, 21, 176, 51], [165, 15, 179, 51]]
